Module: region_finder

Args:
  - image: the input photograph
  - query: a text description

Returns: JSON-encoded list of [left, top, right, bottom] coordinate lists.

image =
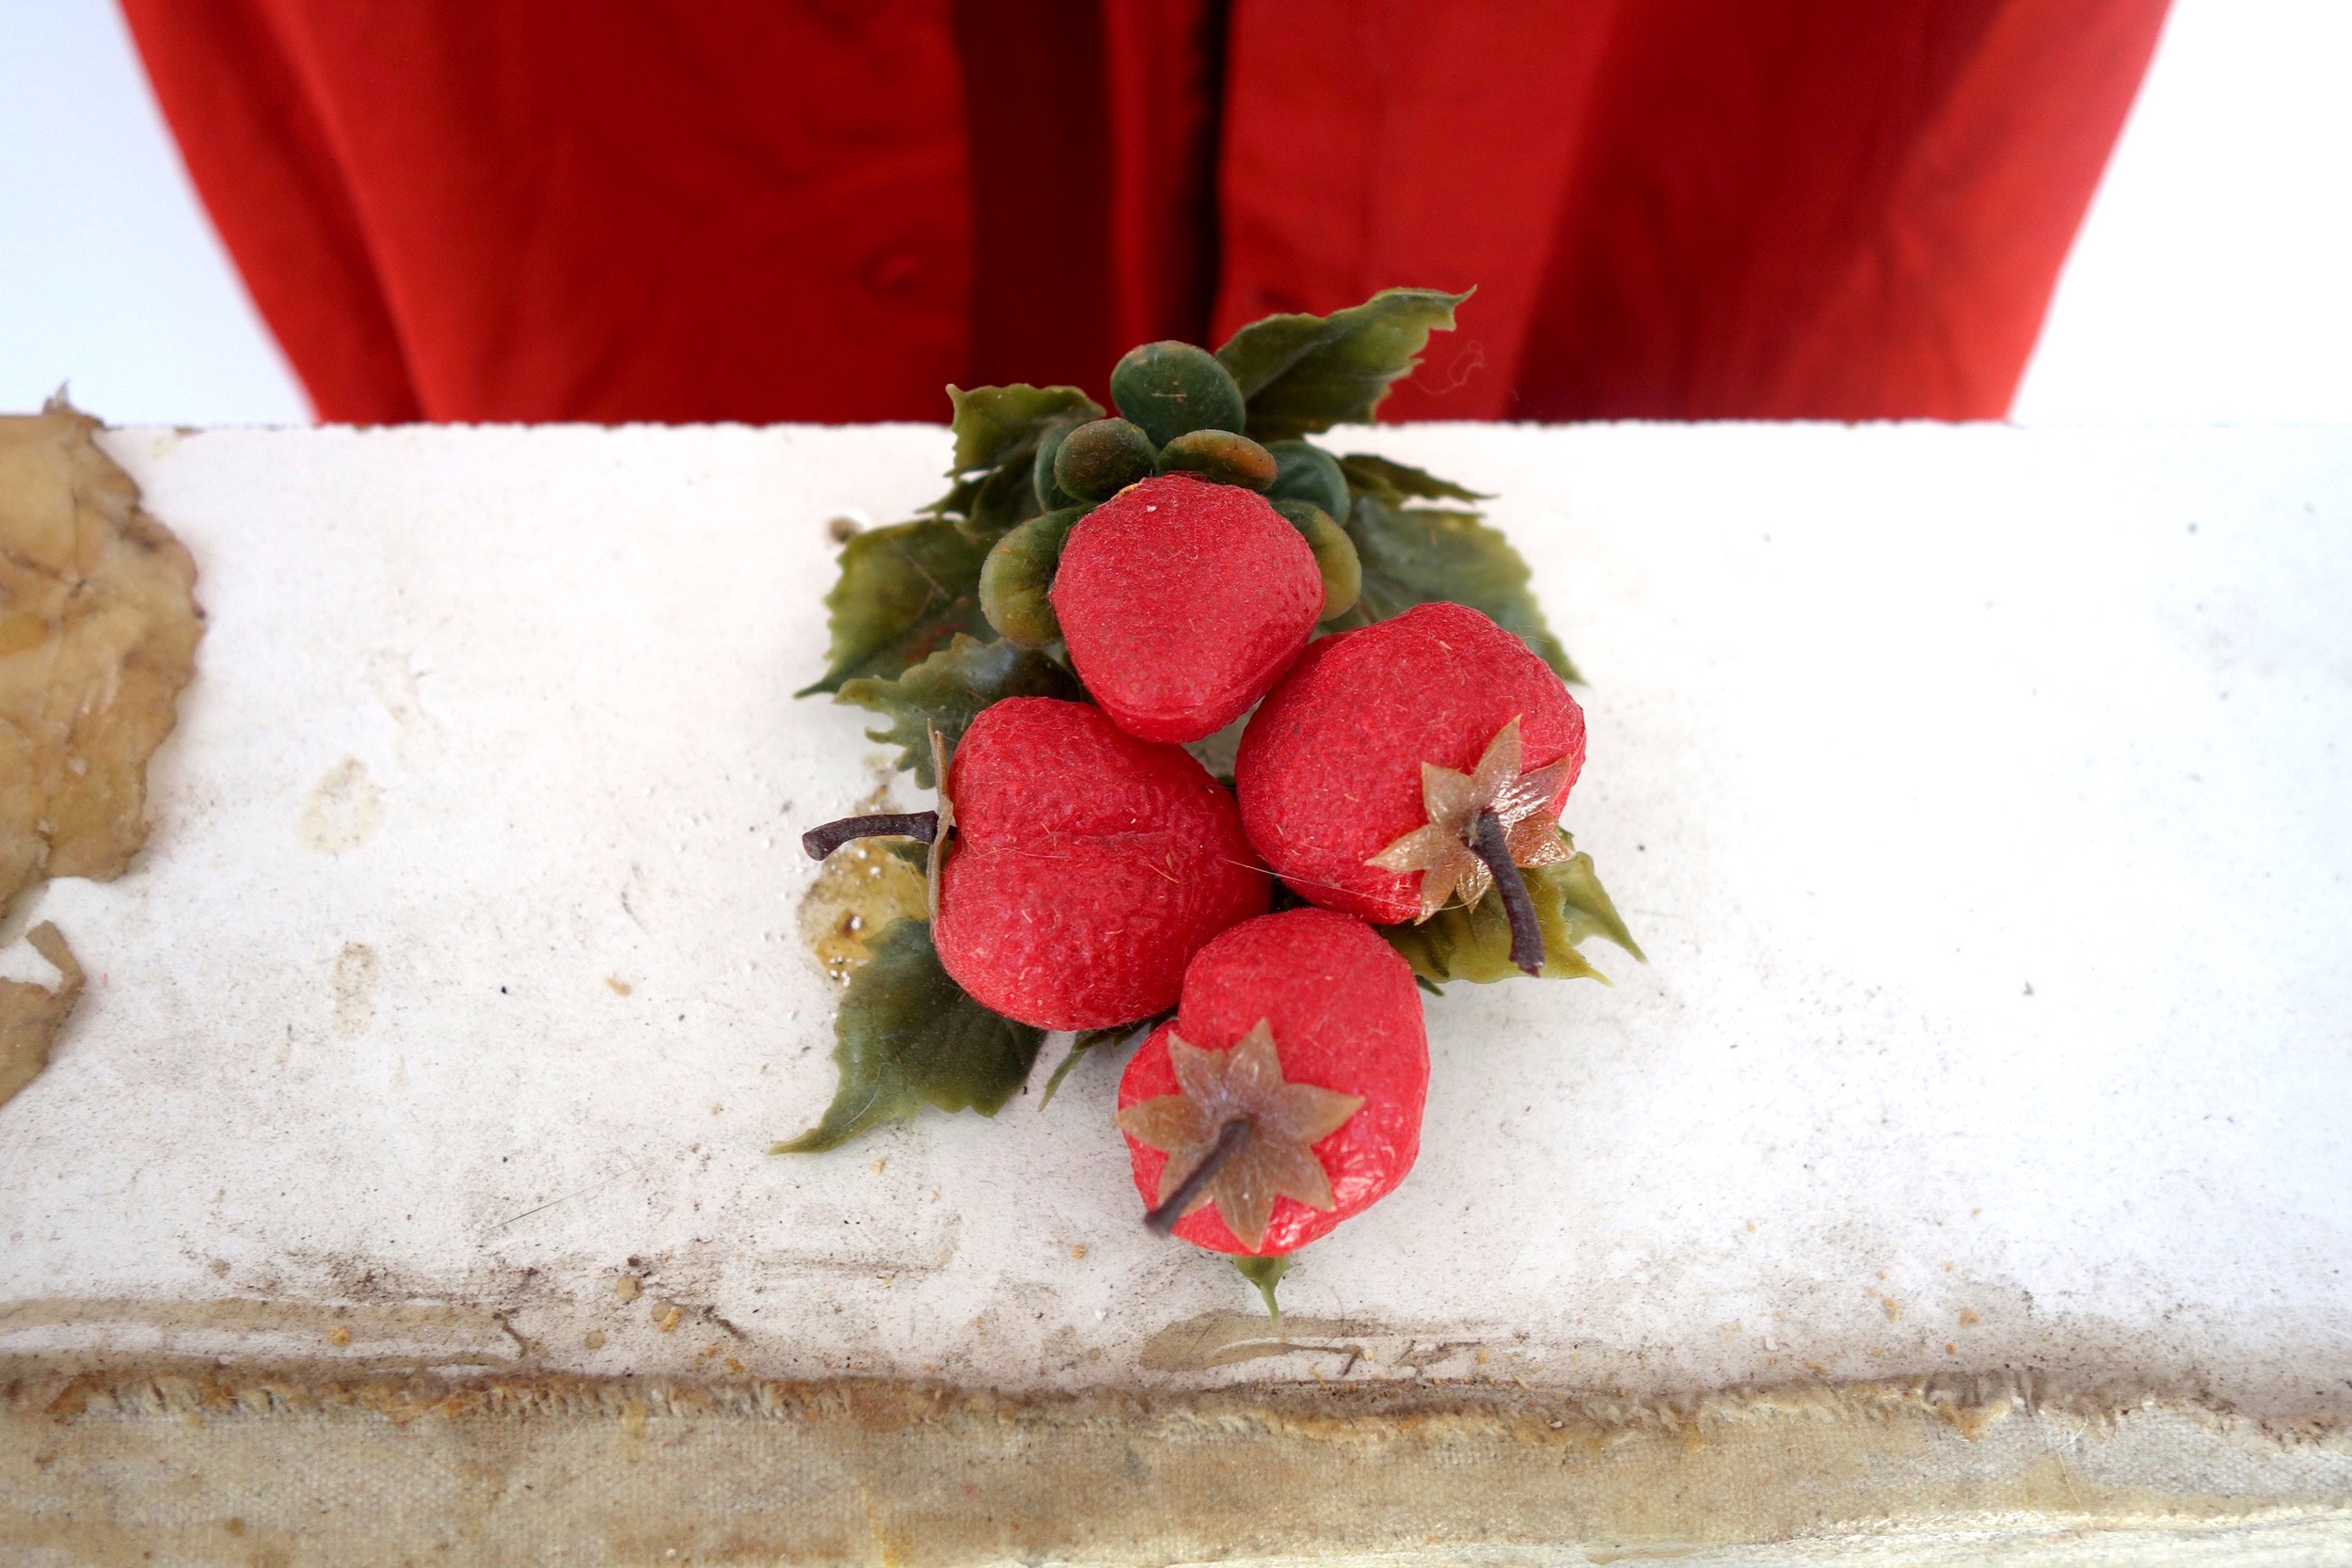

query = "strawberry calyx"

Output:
[[1116, 1017, 1364, 1253], [1366, 717, 1575, 975]]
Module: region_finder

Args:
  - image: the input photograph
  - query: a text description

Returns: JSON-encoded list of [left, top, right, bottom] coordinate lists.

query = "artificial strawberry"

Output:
[[1050, 474, 1324, 743], [1233, 601, 1586, 972], [1116, 907, 1428, 1256], [803, 697, 1268, 1030]]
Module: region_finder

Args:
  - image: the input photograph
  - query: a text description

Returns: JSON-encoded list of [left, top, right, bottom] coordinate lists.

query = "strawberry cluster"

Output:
[[786, 291, 1638, 1315]]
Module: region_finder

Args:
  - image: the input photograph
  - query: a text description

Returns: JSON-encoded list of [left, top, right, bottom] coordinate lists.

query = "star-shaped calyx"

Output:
[[1365, 717, 1572, 974], [1115, 1020, 1363, 1252]]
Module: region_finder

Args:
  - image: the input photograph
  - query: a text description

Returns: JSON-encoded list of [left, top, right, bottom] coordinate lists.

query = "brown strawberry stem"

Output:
[[1470, 808, 1545, 977], [801, 811, 939, 861], [1144, 1118, 1251, 1235]]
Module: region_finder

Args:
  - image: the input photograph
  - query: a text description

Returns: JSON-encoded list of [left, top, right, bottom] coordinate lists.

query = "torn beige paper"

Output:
[[0, 923, 82, 1108], [0, 398, 202, 911], [0, 400, 201, 1105]]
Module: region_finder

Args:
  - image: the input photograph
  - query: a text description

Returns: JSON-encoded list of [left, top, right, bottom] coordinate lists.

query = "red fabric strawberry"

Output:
[[932, 698, 1269, 1030], [1116, 907, 1427, 1256], [1051, 473, 1323, 743], [1233, 601, 1586, 929]]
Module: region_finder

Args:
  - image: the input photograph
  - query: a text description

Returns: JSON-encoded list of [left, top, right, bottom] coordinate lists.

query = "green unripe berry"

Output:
[[1053, 418, 1157, 503], [1265, 440, 1350, 520], [980, 506, 1088, 646], [1273, 499, 1361, 623], [1109, 341, 1247, 451], [1156, 429, 1278, 490], [1033, 418, 1084, 511]]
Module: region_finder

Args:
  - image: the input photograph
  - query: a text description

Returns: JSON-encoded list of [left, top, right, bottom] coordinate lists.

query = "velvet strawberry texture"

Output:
[[1235, 601, 1587, 927], [1051, 474, 1323, 743], [787, 291, 1636, 1319], [1117, 907, 1428, 1257], [933, 697, 1268, 1030]]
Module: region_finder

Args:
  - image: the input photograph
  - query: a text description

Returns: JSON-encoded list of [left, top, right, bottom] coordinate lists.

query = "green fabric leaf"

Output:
[[837, 634, 1083, 788], [1328, 456, 1579, 682], [1380, 834, 1643, 987], [1037, 1020, 1152, 1111], [1216, 288, 1470, 441], [947, 384, 1103, 475], [772, 919, 1046, 1153], [800, 519, 993, 696], [956, 456, 1046, 544], [1337, 451, 1486, 504]]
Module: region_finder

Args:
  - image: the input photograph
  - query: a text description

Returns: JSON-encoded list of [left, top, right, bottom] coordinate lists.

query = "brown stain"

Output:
[[796, 837, 927, 981], [297, 758, 384, 854], [1139, 1309, 1379, 1372], [0, 1365, 2345, 1566], [330, 942, 378, 1037]]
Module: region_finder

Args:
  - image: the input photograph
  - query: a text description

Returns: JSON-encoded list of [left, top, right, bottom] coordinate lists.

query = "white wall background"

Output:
[[2, 0, 2346, 427], [0, 1, 307, 424]]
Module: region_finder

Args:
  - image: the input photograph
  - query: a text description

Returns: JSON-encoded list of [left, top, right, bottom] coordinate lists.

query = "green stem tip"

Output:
[[1232, 1253, 1291, 1327]]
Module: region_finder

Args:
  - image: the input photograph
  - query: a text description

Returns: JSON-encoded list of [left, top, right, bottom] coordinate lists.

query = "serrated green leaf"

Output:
[[956, 456, 1045, 544], [800, 519, 993, 696], [947, 384, 1104, 475], [773, 919, 1046, 1153], [1328, 465, 1579, 681], [837, 634, 1083, 787], [1336, 451, 1487, 503], [1379, 834, 1642, 987], [1216, 288, 1470, 441]]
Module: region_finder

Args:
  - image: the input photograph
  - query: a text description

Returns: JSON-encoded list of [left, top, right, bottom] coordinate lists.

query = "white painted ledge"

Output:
[[1, 420, 2345, 1411]]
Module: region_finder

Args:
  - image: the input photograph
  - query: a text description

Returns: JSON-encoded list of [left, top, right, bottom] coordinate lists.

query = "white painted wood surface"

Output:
[[2, 420, 2344, 1405]]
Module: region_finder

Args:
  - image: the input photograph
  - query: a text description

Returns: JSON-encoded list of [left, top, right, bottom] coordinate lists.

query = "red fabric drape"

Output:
[[120, 0, 2169, 425]]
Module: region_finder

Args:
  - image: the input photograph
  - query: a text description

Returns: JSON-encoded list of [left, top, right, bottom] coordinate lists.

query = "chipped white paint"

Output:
[[0, 420, 2344, 1406]]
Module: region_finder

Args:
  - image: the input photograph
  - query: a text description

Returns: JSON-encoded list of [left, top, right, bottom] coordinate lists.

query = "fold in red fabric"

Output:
[[120, 0, 2168, 424]]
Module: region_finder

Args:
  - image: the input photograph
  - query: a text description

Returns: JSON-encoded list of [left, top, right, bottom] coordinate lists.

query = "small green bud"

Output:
[[979, 506, 1088, 646], [1109, 341, 1247, 450], [1053, 419, 1156, 503], [1274, 499, 1361, 622], [1265, 439, 1350, 520], [1156, 429, 1278, 490], [1032, 418, 1085, 512]]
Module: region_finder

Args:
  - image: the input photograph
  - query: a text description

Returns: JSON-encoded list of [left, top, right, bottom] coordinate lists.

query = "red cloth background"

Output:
[[120, 0, 2169, 425]]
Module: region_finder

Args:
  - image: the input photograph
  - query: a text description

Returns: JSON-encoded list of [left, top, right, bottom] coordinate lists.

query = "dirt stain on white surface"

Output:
[[298, 758, 383, 853], [366, 650, 446, 772], [331, 942, 378, 1037]]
